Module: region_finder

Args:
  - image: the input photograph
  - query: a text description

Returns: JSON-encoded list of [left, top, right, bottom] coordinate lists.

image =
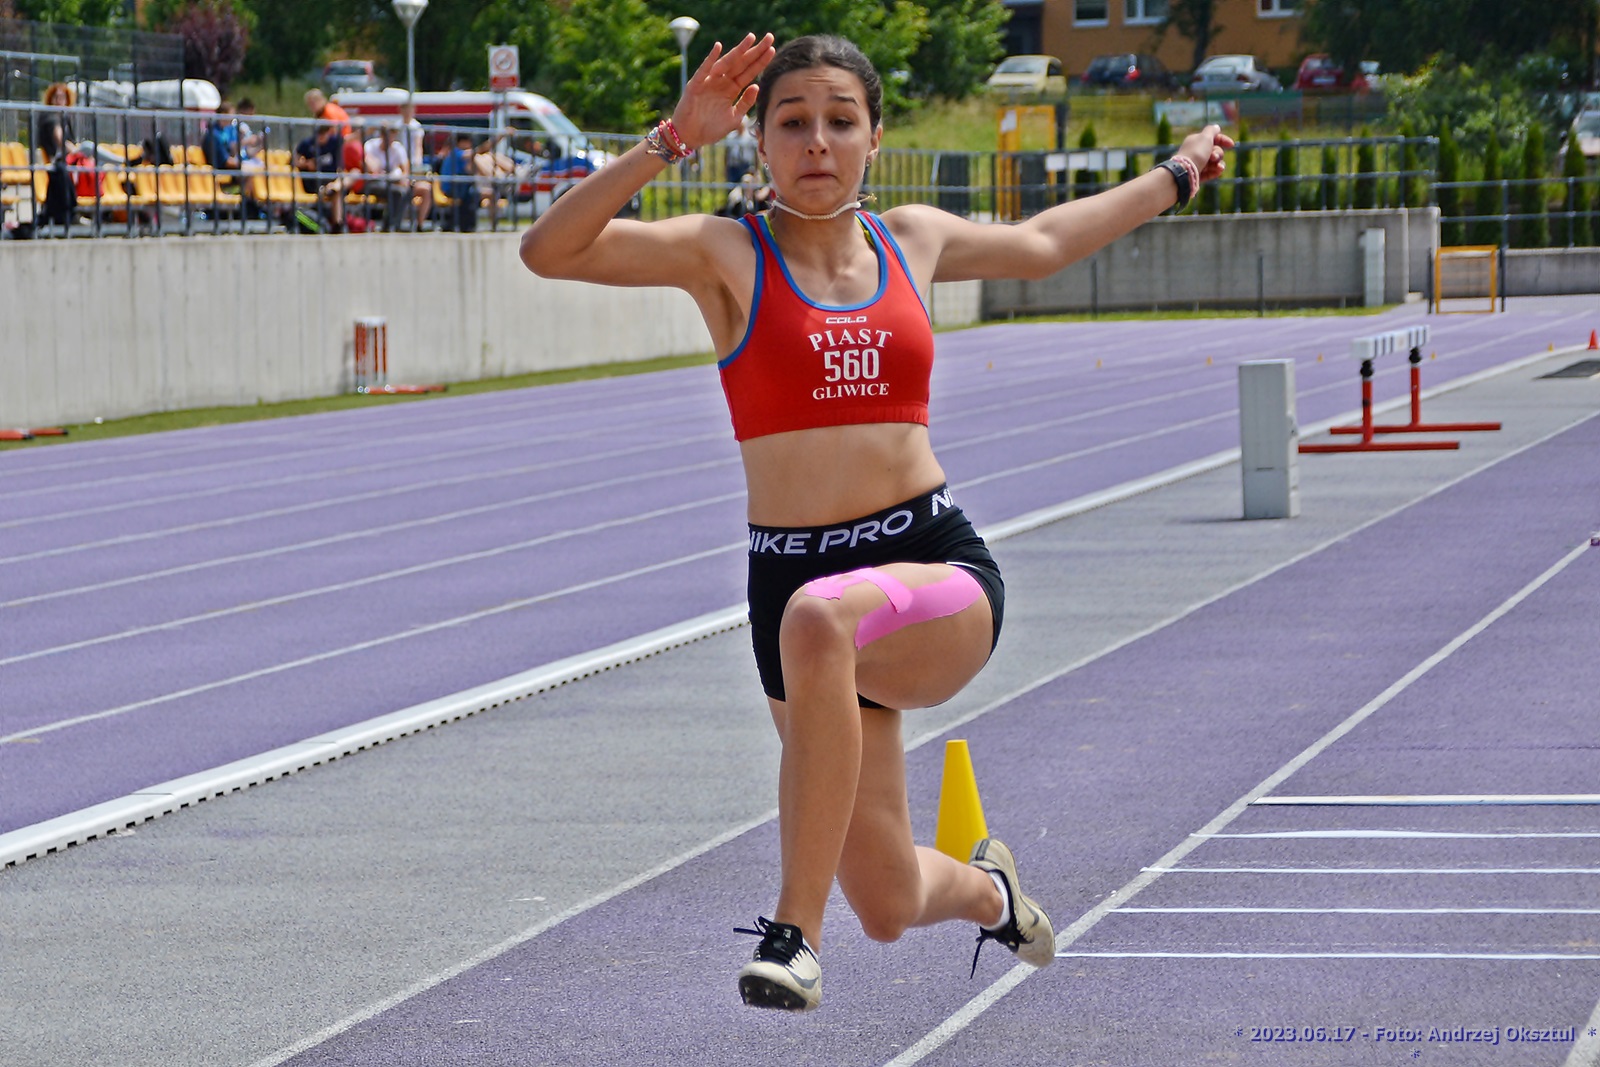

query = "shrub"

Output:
[[1517, 124, 1550, 248], [1437, 120, 1464, 245], [1470, 135, 1503, 246], [1559, 134, 1593, 247], [1235, 123, 1256, 213], [1354, 127, 1377, 209]]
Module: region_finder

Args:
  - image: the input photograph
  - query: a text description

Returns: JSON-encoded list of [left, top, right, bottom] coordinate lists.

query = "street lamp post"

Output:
[[669, 16, 699, 99], [668, 17, 699, 214], [392, 0, 429, 102]]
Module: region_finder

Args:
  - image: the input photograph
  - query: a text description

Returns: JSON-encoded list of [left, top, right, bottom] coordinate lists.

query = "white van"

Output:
[[332, 89, 616, 212]]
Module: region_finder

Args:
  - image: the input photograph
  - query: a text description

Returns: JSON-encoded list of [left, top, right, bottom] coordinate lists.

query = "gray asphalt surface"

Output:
[[3, 304, 1598, 1067]]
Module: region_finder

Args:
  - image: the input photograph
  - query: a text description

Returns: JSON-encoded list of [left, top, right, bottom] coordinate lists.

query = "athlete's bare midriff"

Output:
[[739, 422, 947, 527]]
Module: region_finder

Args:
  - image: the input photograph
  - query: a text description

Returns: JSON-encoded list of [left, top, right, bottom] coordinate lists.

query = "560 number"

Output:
[[822, 348, 881, 382]]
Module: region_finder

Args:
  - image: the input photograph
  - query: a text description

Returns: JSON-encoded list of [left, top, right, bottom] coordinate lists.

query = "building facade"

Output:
[[1004, 0, 1310, 80]]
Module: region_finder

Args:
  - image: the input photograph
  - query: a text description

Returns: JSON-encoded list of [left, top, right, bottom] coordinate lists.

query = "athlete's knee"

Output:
[[854, 896, 920, 944], [778, 590, 854, 660]]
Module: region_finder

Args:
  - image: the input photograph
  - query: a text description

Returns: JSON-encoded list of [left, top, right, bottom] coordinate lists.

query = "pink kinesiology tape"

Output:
[[801, 566, 984, 650]]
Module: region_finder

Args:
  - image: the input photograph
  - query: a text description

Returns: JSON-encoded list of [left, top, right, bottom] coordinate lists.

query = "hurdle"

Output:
[[352, 317, 446, 396], [1300, 325, 1462, 453], [1328, 326, 1501, 438], [0, 427, 68, 442]]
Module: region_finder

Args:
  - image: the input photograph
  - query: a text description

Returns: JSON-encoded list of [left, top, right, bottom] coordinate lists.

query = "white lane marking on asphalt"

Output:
[[239, 806, 778, 1067], [0, 491, 744, 668], [0, 540, 743, 744], [1255, 795, 1600, 806], [1, 456, 738, 605], [0, 433, 730, 567], [0, 370, 701, 481], [1562, 996, 1600, 1067], [1201, 830, 1600, 838], [882, 470, 1598, 1066], [1115, 906, 1600, 914], [0, 407, 712, 530], [1055, 951, 1600, 960], [1146, 866, 1600, 875]]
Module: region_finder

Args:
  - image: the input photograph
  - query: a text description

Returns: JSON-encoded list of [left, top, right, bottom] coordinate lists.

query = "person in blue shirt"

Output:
[[439, 131, 477, 232]]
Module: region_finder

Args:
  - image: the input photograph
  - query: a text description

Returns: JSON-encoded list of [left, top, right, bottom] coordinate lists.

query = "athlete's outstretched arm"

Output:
[[888, 125, 1232, 285], [518, 33, 775, 289]]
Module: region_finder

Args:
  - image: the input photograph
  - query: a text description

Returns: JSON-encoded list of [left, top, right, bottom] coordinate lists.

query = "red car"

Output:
[[1295, 54, 1374, 93]]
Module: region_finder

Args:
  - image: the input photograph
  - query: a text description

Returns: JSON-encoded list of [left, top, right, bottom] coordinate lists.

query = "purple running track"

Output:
[[1, 303, 1594, 837], [272, 353, 1600, 1067]]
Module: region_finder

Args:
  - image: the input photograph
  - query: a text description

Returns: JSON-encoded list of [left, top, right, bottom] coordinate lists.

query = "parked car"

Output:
[[1190, 55, 1282, 94], [984, 55, 1069, 96], [324, 59, 379, 92], [1562, 109, 1600, 162], [1294, 54, 1377, 93], [1081, 53, 1180, 91]]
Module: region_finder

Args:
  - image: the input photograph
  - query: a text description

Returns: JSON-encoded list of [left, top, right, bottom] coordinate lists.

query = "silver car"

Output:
[[1190, 55, 1282, 94]]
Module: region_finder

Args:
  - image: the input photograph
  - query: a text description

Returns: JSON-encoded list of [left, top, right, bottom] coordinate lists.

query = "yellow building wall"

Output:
[[1038, 0, 1310, 80]]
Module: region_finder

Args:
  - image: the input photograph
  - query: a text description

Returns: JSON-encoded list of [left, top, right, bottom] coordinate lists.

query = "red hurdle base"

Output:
[[0, 427, 68, 441], [1300, 357, 1460, 453], [1329, 352, 1501, 436]]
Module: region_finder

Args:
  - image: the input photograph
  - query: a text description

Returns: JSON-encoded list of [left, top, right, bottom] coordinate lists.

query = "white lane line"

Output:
[[883, 487, 1597, 1065], [2, 456, 738, 607], [1055, 951, 1600, 961], [1115, 907, 1600, 915], [0, 491, 743, 668], [1202, 830, 1600, 839], [1562, 997, 1600, 1067], [0, 369, 703, 479], [0, 388, 721, 502], [1256, 795, 1600, 806], [0, 603, 753, 867], [0, 407, 712, 530], [0, 540, 745, 747], [238, 801, 777, 1067], [1146, 866, 1600, 875], [0, 433, 730, 568]]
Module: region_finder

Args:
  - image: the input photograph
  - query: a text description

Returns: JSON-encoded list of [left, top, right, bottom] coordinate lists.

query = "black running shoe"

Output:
[[969, 838, 1055, 974], [736, 916, 822, 1011]]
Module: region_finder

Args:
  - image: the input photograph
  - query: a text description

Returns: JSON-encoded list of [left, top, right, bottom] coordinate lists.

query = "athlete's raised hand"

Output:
[[1179, 124, 1234, 183], [669, 32, 776, 150]]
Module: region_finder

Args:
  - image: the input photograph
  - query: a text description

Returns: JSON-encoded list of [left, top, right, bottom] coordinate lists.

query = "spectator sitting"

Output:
[[236, 98, 266, 172], [304, 88, 351, 138], [294, 121, 345, 231], [438, 130, 477, 232], [363, 123, 432, 231], [204, 102, 242, 180], [398, 101, 427, 173], [471, 136, 515, 212], [723, 113, 757, 186]]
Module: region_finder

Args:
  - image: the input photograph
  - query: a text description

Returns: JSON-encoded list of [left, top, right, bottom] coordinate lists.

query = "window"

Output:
[[1125, 0, 1167, 23], [1074, 0, 1109, 25], [1258, 0, 1300, 15]]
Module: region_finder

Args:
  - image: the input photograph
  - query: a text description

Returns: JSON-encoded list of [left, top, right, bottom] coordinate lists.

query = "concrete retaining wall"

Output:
[[983, 209, 1438, 318], [1505, 247, 1600, 297]]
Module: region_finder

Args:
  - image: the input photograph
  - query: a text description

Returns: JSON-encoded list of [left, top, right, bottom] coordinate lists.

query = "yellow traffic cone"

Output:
[[935, 740, 989, 861]]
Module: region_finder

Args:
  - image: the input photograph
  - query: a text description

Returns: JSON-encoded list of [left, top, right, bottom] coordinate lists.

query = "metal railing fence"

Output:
[[3, 102, 1597, 250]]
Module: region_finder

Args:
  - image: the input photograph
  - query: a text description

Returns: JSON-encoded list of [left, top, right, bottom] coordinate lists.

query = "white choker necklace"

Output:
[[770, 195, 873, 222]]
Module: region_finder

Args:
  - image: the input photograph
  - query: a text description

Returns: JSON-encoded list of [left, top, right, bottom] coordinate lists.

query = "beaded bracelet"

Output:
[[1154, 155, 1200, 208], [643, 119, 693, 163]]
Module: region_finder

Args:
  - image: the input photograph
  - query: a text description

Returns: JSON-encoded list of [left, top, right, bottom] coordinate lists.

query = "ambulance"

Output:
[[332, 88, 627, 213]]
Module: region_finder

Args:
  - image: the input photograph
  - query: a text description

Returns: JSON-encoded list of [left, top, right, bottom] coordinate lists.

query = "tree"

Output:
[[242, 0, 327, 96], [1320, 143, 1340, 211], [1353, 128, 1376, 208], [1471, 133, 1502, 245], [905, 0, 1008, 101], [1272, 140, 1298, 211], [1072, 122, 1097, 200], [1518, 123, 1549, 247], [1302, 0, 1597, 78], [1436, 119, 1464, 244], [544, 0, 674, 131], [1398, 119, 1424, 208], [1560, 132, 1593, 247], [162, 0, 253, 96], [13, 0, 122, 26], [1158, 0, 1223, 73], [1235, 123, 1255, 213]]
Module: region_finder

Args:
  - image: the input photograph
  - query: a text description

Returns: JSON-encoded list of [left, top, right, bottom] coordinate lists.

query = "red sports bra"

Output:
[[717, 212, 935, 442]]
